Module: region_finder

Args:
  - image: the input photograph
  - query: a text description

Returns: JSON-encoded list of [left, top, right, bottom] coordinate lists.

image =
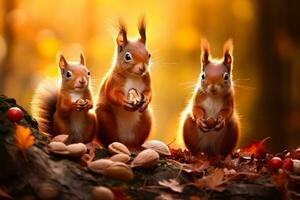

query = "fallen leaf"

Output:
[[183, 161, 210, 173], [159, 179, 184, 193], [189, 196, 201, 200], [239, 137, 270, 158], [223, 168, 237, 176], [15, 124, 35, 150], [195, 168, 226, 192], [271, 171, 288, 189], [110, 187, 131, 200], [155, 193, 176, 200], [0, 186, 12, 199]]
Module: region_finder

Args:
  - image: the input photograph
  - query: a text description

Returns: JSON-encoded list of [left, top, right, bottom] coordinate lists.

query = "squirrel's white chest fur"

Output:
[[123, 77, 145, 94], [69, 92, 85, 140], [70, 92, 83, 102], [115, 77, 145, 143], [201, 96, 223, 118], [195, 95, 225, 153]]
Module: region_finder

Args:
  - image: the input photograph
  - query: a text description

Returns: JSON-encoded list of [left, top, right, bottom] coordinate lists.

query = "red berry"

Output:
[[7, 107, 24, 122], [282, 158, 293, 171], [268, 157, 283, 171]]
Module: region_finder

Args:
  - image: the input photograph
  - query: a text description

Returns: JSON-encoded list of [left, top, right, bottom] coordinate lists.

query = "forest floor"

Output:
[[0, 95, 300, 200]]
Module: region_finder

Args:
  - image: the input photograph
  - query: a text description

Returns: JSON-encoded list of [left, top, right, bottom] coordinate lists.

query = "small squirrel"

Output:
[[182, 39, 239, 156], [95, 18, 152, 149], [31, 53, 96, 144]]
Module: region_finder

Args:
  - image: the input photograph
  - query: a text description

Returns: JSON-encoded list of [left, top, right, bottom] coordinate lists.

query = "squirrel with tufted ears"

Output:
[[95, 18, 152, 149], [182, 39, 239, 156], [31, 53, 96, 144]]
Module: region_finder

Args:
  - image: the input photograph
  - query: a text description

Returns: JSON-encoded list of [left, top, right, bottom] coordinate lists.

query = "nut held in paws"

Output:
[[205, 117, 217, 129]]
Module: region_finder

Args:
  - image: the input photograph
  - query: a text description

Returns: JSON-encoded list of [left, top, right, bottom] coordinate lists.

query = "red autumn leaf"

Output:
[[239, 137, 270, 158], [15, 124, 35, 150]]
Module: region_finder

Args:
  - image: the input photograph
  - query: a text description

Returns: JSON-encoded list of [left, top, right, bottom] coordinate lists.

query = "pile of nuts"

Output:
[[48, 141, 87, 158], [47, 137, 171, 199], [88, 140, 171, 181], [47, 138, 171, 182]]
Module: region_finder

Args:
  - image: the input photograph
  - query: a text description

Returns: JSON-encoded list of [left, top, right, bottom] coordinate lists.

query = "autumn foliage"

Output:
[[15, 124, 35, 150]]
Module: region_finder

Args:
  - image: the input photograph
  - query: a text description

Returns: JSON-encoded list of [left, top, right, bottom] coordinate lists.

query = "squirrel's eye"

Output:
[[124, 52, 132, 62], [148, 53, 151, 59], [223, 72, 229, 81], [65, 71, 72, 79], [87, 71, 90, 76], [201, 73, 206, 80]]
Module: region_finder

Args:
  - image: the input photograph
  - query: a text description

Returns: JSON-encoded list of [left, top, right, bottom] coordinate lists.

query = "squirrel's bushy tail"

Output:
[[31, 79, 59, 136]]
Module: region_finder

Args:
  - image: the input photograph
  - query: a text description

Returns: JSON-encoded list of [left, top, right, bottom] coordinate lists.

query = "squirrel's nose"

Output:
[[139, 64, 146, 73], [79, 78, 85, 84], [210, 85, 217, 94]]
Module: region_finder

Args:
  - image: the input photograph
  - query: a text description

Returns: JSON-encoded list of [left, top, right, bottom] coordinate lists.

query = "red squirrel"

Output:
[[31, 53, 96, 144], [95, 18, 152, 149], [182, 39, 239, 156]]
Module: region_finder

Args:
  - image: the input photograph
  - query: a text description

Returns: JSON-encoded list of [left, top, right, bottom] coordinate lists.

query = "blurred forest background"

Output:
[[0, 0, 299, 152]]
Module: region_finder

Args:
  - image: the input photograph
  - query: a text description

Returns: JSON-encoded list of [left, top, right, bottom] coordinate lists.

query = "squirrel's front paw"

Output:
[[73, 101, 84, 112], [73, 99, 88, 112], [82, 99, 93, 110], [123, 100, 138, 112], [215, 116, 225, 130], [196, 118, 210, 132], [138, 96, 149, 112]]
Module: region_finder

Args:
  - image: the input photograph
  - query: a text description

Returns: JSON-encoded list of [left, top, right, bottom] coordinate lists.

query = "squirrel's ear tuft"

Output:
[[117, 19, 128, 51], [223, 38, 233, 68], [57, 53, 68, 69], [138, 16, 146, 44], [201, 38, 210, 68], [79, 52, 85, 65]]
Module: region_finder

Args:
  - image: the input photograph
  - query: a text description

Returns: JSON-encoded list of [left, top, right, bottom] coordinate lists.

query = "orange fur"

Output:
[[182, 39, 239, 156], [31, 53, 96, 144], [95, 18, 152, 149]]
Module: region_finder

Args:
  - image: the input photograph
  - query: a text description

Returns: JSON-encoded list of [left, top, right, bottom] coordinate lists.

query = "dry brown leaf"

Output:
[[155, 193, 176, 200], [204, 168, 226, 192], [15, 124, 35, 150], [183, 161, 210, 173], [195, 168, 226, 192], [158, 178, 184, 193]]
